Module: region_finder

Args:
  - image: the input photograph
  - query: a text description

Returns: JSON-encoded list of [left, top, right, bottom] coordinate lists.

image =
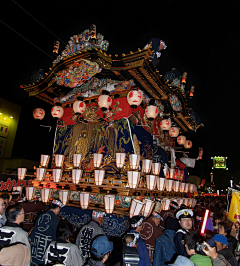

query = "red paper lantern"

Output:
[[98, 95, 112, 111], [73, 100, 86, 114], [33, 108, 45, 120], [198, 148, 203, 159], [177, 135, 186, 145], [160, 119, 171, 130], [184, 140, 192, 149], [169, 127, 180, 137], [145, 105, 158, 120], [127, 90, 143, 108], [51, 106, 64, 118]]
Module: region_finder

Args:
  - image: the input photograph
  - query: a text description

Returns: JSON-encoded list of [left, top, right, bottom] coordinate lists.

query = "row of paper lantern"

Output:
[[18, 153, 193, 185], [19, 185, 196, 218]]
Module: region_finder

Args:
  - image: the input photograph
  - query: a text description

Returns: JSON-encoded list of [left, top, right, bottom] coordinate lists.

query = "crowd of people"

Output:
[[0, 191, 239, 266]]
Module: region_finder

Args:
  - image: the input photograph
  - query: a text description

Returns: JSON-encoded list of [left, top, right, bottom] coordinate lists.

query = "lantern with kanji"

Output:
[[177, 135, 186, 145], [98, 91, 112, 112], [73, 98, 86, 115], [169, 127, 180, 138], [160, 119, 171, 130], [145, 105, 158, 121], [33, 108, 45, 120], [127, 89, 143, 108], [51, 105, 64, 118], [184, 140, 192, 149]]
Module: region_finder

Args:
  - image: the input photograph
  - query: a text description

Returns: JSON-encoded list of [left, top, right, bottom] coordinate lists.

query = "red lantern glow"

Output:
[[184, 140, 192, 149], [169, 127, 180, 137], [51, 106, 64, 118], [33, 108, 45, 120], [127, 90, 143, 108], [160, 119, 171, 130], [73, 100, 86, 114], [177, 135, 186, 145]]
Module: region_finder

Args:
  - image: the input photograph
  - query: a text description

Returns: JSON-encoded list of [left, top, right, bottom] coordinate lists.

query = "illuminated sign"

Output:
[[212, 156, 227, 169]]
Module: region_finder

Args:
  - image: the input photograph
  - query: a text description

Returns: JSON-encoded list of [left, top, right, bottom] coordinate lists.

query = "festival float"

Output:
[[18, 25, 203, 232]]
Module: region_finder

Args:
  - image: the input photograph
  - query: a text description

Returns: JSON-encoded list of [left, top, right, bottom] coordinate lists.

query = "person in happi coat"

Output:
[[29, 199, 64, 266], [76, 210, 106, 264], [44, 220, 83, 266], [129, 216, 151, 266], [139, 201, 163, 263]]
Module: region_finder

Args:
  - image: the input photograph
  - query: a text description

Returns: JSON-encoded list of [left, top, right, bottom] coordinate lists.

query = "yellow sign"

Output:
[[228, 191, 240, 222], [0, 120, 10, 138]]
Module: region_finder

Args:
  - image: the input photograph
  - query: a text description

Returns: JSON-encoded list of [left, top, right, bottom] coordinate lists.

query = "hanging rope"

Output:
[[11, 0, 66, 45], [0, 20, 54, 59]]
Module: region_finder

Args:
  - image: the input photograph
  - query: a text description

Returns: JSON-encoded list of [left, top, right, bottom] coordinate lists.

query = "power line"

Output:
[[12, 0, 66, 45], [0, 20, 54, 60]]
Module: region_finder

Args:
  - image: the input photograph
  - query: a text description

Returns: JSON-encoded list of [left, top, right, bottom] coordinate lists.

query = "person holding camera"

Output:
[[183, 231, 212, 266]]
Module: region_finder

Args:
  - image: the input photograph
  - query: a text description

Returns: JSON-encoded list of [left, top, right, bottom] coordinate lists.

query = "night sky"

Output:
[[1, 0, 239, 188]]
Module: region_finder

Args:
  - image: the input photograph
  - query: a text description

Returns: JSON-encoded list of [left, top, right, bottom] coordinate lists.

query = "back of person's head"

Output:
[[170, 201, 179, 211], [6, 204, 23, 222], [12, 194, 20, 200], [0, 194, 10, 201], [184, 230, 205, 255], [56, 220, 73, 241], [165, 217, 179, 232], [205, 230, 215, 242], [129, 216, 143, 229]]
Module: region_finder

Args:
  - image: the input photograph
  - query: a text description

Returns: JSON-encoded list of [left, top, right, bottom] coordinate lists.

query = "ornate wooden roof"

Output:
[[21, 45, 202, 132]]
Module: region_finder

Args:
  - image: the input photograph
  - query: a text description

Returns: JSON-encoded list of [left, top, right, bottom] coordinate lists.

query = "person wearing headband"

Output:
[[76, 210, 107, 264], [159, 200, 179, 231], [129, 216, 151, 266], [29, 199, 64, 266], [139, 211, 163, 263], [174, 209, 193, 257]]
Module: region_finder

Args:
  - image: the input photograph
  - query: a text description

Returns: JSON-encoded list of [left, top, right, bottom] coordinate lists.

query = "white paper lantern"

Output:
[[59, 190, 69, 205], [98, 95, 112, 111], [184, 140, 193, 149], [165, 179, 173, 192], [55, 154, 64, 168], [142, 159, 152, 174], [169, 127, 180, 138], [174, 181, 180, 192], [51, 106, 64, 118], [25, 187, 36, 201], [179, 183, 186, 193], [93, 153, 103, 168], [41, 188, 52, 203], [72, 169, 83, 184], [145, 105, 158, 120], [127, 90, 143, 108], [146, 175, 157, 190], [142, 199, 155, 217], [185, 183, 190, 193], [160, 119, 171, 130], [79, 192, 90, 209], [152, 163, 161, 175], [52, 169, 63, 183], [163, 199, 171, 210], [129, 199, 145, 218], [73, 154, 82, 168], [94, 170, 105, 185], [192, 199, 197, 208], [36, 168, 46, 181], [177, 135, 186, 145], [73, 100, 86, 114], [163, 166, 169, 178], [189, 184, 195, 193], [128, 171, 140, 189], [184, 198, 189, 206], [129, 154, 140, 170], [104, 195, 115, 214], [179, 198, 184, 206], [188, 198, 194, 208], [40, 155, 50, 168], [17, 168, 27, 181], [169, 169, 175, 179], [13, 186, 23, 193], [115, 153, 126, 169], [156, 177, 165, 191], [33, 108, 45, 120]]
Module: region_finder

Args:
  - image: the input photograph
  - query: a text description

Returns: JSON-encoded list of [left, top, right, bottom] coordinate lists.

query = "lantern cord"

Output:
[[39, 125, 52, 132], [0, 20, 54, 60], [123, 117, 136, 154], [52, 125, 58, 157], [11, 0, 66, 45]]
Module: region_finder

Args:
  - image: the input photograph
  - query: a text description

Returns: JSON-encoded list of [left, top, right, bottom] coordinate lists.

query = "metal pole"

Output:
[[52, 125, 58, 157]]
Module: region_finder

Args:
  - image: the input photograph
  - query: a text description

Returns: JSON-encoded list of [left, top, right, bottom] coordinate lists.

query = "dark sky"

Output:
[[1, 0, 239, 185]]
